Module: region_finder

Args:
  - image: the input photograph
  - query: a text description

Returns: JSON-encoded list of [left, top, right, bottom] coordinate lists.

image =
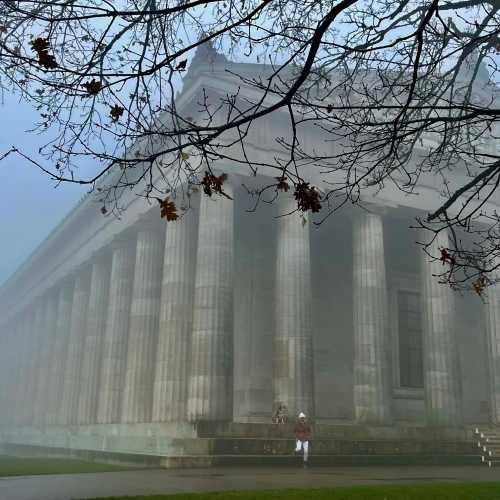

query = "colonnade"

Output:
[[0, 186, 491, 429]]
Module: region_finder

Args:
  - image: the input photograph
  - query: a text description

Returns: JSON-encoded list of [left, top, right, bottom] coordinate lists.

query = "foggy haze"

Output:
[[0, 95, 100, 285], [0, 1, 499, 497]]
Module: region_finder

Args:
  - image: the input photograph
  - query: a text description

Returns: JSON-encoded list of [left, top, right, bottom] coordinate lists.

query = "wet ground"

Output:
[[1, 465, 499, 500]]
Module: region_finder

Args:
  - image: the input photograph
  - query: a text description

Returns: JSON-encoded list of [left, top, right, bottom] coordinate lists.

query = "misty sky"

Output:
[[0, 40, 496, 288], [0, 92, 94, 286]]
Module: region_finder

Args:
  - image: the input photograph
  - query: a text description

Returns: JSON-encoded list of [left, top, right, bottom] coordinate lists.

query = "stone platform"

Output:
[[0, 422, 481, 468]]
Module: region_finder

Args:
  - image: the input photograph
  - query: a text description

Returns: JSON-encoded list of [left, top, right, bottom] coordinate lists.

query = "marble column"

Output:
[[27, 298, 50, 426], [77, 255, 111, 424], [9, 323, 20, 425], [97, 237, 135, 423], [12, 315, 30, 425], [60, 269, 91, 425], [0, 326, 7, 424], [121, 220, 164, 423], [9, 325, 17, 424], [421, 230, 462, 425], [3, 323, 17, 425], [14, 320, 28, 426], [187, 186, 234, 421], [17, 310, 35, 426], [485, 280, 500, 423], [352, 210, 392, 424], [37, 292, 59, 425], [273, 199, 314, 418], [153, 202, 199, 422], [0, 327, 7, 424], [46, 280, 74, 425]]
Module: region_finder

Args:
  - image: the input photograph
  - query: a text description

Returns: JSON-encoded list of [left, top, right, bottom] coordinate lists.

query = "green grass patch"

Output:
[[83, 483, 500, 500], [0, 455, 135, 477]]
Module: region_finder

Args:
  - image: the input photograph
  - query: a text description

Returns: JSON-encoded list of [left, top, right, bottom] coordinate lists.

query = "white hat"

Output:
[[298, 412, 306, 418]]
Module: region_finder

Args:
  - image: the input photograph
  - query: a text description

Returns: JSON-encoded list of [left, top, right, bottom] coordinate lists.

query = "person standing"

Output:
[[294, 412, 312, 467]]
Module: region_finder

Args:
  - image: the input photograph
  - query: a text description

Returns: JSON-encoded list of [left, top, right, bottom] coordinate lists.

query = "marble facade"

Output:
[[0, 48, 498, 456]]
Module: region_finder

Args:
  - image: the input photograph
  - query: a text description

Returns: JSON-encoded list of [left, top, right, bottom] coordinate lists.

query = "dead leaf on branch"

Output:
[[201, 171, 232, 198], [30, 37, 58, 69], [37, 51, 58, 69], [294, 182, 322, 212], [30, 38, 49, 53], [473, 274, 490, 296], [489, 36, 500, 53], [276, 176, 290, 192], [83, 79, 101, 96], [439, 248, 456, 266], [156, 196, 178, 221], [0, 26, 7, 33], [175, 59, 187, 71], [110, 104, 124, 122]]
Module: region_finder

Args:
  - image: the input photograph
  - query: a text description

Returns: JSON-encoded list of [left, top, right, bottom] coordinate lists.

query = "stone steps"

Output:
[[481, 444, 500, 451], [195, 422, 472, 440], [1, 423, 480, 469], [1, 442, 480, 468], [172, 423, 479, 467], [201, 438, 475, 456], [474, 427, 500, 467]]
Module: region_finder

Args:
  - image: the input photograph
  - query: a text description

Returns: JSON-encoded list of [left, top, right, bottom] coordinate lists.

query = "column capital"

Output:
[[108, 229, 137, 252], [352, 203, 393, 219], [69, 260, 92, 280], [56, 275, 75, 293], [37, 284, 60, 303], [133, 211, 165, 234]]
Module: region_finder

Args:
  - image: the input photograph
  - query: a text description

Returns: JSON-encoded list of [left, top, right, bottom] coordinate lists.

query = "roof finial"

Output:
[[190, 35, 227, 68], [459, 48, 490, 85]]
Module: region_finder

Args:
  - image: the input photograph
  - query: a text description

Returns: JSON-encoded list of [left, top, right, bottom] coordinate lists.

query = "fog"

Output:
[[0, 22, 499, 500], [0, 95, 104, 286]]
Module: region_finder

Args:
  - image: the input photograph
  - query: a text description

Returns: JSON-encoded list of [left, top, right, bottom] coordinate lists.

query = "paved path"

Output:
[[1, 465, 500, 500]]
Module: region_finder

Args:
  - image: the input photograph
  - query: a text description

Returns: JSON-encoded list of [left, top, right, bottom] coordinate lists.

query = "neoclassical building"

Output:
[[0, 45, 498, 463]]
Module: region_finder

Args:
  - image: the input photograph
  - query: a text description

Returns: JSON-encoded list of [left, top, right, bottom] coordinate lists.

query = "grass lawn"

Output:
[[0, 455, 135, 477], [83, 483, 500, 500]]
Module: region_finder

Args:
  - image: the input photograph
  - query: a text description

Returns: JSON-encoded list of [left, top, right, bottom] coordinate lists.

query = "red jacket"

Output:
[[294, 421, 312, 440]]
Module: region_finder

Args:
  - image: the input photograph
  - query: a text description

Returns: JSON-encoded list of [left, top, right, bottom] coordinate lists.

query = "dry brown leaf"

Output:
[[110, 104, 125, 122], [276, 176, 289, 192], [31, 38, 49, 53], [83, 79, 102, 95], [157, 196, 178, 221], [176, 59, 187, 71], [38, 51, 58, 69]]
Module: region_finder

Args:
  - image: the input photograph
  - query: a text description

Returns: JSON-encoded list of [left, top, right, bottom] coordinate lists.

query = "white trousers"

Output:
[[295, 439, 309, 461]]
